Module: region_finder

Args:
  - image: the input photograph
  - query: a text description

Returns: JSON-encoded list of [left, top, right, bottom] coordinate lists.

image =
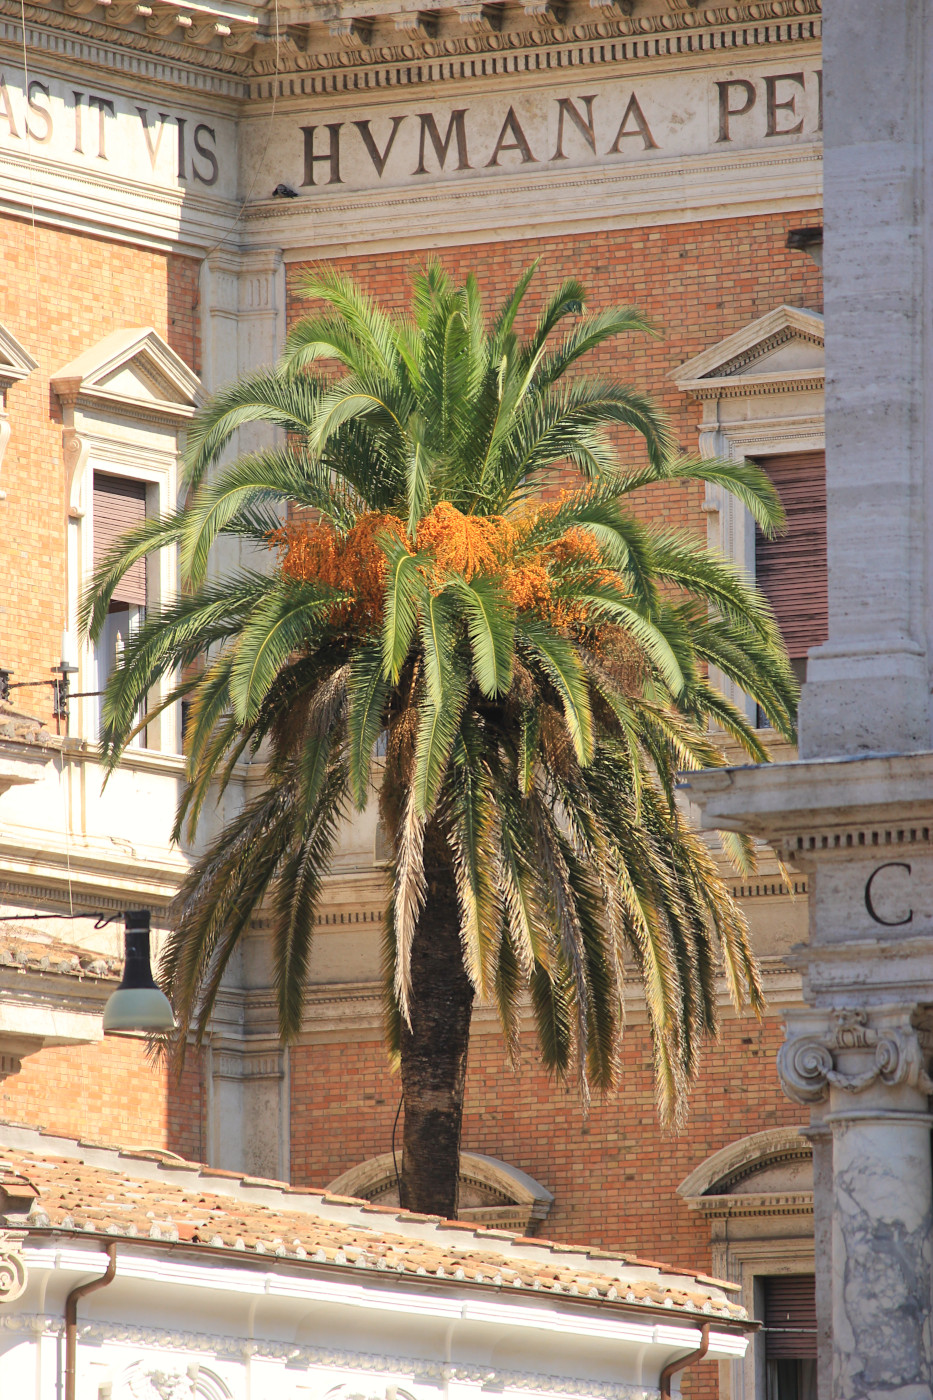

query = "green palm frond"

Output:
[[184, 369, 326, 488], [453, 576, 514, 697], [347, 645, 390, 809], [80, 512, 185, 641], [229, 578, 345, 725]]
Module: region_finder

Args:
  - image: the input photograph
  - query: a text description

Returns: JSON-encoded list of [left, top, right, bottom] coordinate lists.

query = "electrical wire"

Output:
[[0, 910, 124, 927]]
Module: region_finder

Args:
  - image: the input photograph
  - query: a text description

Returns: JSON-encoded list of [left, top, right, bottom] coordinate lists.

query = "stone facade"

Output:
[[0, 4, 830, 1396]]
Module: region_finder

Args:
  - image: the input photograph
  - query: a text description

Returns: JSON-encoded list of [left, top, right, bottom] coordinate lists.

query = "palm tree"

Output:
[[83, 262, 796, 1218]]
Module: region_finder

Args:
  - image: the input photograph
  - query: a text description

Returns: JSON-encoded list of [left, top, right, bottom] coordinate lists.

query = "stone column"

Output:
[[799, 0, 933, 758], [686, 3, 933, 1397], [779, 1007, 933, 1400]]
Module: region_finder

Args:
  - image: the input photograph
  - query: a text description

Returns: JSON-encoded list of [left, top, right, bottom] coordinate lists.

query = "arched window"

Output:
[[327, 1151, 553, 1235], [678, 1128, 817, 1400]]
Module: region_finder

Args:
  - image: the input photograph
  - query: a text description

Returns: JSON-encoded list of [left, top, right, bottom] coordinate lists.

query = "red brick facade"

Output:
[[0, 213, 199, 722], [1, 203, 819, 1398]]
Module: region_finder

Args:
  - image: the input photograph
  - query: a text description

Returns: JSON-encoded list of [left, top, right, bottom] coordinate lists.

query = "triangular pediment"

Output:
[[51, 328, 203, 421], [671, 306, 823, 394], [0, 322, 38, 390]]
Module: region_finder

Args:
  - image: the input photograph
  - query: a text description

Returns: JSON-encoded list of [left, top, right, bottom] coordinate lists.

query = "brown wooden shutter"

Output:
[[94, 473, 147, 607], [754, 452, 827, 658], [764, 1275, 817, 1360]]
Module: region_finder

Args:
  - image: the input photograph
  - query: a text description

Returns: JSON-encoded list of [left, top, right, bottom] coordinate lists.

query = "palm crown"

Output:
[[84, 262, 796, 1178]]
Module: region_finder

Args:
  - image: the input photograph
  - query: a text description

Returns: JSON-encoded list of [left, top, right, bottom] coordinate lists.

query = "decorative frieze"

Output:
[[0, 1312, 665, 1398], [0, 0, 822, 92]]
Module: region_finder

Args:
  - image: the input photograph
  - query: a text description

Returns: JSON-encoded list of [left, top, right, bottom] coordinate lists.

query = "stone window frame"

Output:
[[327, 1151, 555, 1235], [670, 305, 825, 724], [677, 1127, 815, 1400], [0, 322, 39, 504], [50, 328, 203, 755]]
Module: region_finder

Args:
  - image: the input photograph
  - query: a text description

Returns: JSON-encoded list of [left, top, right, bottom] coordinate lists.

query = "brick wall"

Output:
[[0, 213, 199, 721], [1, 1032, 205, 1160], [290, 1011, 801, 1266]]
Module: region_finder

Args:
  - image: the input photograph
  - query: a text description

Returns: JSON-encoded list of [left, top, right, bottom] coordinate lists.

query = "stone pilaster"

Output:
[[799, 0, 933, 757], [779, 1007, 933, 1400]]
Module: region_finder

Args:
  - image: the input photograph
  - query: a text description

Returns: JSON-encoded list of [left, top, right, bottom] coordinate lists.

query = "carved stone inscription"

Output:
[[242, 61, 822, 197], [0, 70, 236, 195], [807, 850, 933, 944]]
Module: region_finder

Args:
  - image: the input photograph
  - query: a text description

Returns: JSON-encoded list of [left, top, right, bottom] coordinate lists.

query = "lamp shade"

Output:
[[102, 910, 175, 1036]]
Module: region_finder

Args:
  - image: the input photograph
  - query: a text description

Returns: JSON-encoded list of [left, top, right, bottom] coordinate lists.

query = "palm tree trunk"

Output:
[[398, 846, 474, 1219]]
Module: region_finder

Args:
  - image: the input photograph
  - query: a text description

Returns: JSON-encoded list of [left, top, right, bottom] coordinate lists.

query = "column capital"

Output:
[[777, 1006, 933, 1106]]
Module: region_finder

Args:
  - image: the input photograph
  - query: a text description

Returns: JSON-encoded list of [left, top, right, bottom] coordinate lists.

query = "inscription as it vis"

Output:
[[0, 74, 222, 187]]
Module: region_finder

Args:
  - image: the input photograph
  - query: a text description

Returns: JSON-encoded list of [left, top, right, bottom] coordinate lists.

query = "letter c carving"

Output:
[[864, 862, 913, 927]]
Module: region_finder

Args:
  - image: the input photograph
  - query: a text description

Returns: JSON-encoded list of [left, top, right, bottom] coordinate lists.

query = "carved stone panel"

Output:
[[0, 1233, 26, 1304]]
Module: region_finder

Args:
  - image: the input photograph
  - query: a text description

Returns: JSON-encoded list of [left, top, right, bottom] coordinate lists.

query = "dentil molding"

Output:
[[0, 0, 821, 93]]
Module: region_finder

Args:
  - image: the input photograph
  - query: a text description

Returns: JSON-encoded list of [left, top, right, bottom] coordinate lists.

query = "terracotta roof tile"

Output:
[[0, 931, 121, 981], [0, 1126, 748, 1325]]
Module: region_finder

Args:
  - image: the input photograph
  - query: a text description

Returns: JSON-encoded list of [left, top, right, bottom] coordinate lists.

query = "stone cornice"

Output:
[[0, 0, 254, 92], [250, 6, 821, 92], [0, 1310, 688, 1398], [0, 0, 820, 95], [685, 373, 824, 400], [685, 1191, 813, 1219]]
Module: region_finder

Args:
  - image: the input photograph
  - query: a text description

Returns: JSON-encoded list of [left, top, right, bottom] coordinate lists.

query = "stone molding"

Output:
[[671, 304, 824, 399], [0, 0, 819, 93], [246, 146, 822, 262], [677, 1126, 811, 1198], [51, 326, 204, 424], [777, 1008, 933, 1106], [327, 1150, 555, 1230], [212, 1050, 284, 1080], [0, 1311, 660, 1398], [687, 1191, 812, 1219], [0, 323, 38, 399], [248, 5, 820, 86], [0, 322, 38, 504], [0, 0, 256, 86], [0, 1232, 26, 1304]]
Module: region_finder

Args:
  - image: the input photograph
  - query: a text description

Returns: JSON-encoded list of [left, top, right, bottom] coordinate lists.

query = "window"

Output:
[[677, 1129, 817, 1400], [754, 452, 828, 690], [672, 305, 824, 730], [51, 328, 203, 754], [93, 472, 148, 745], [763, 1275, 818, 1400]]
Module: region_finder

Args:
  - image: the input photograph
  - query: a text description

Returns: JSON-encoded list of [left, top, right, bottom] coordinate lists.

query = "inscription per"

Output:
[[296, 68, 821, 190]]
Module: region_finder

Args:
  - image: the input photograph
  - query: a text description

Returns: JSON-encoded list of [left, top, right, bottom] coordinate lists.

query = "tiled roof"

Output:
[[0, 1124, 746, 1323], [0, 701, 60, 748], [0, 930, 121, 980]]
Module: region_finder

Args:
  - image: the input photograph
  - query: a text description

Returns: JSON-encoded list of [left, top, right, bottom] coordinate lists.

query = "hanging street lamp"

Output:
[[102, 909, 175, 1036]]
